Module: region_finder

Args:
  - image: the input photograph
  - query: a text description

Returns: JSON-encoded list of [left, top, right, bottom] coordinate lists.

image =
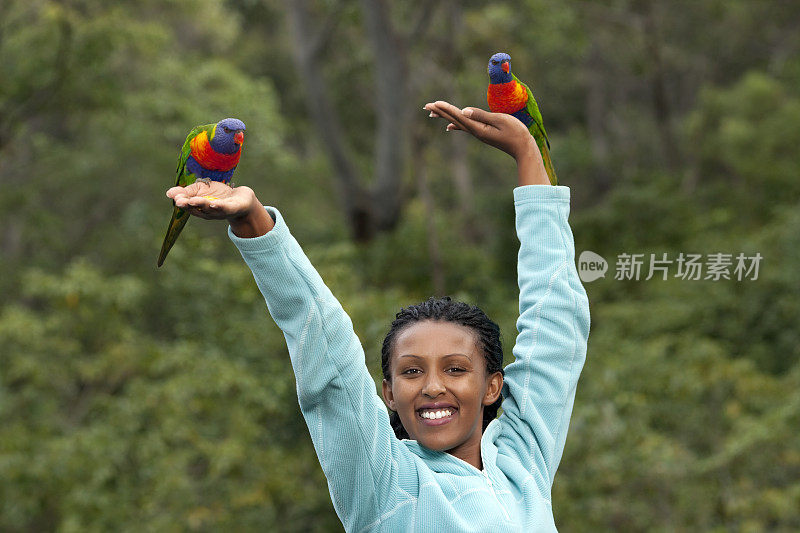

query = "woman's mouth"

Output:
[[417, 407, 457, 426]]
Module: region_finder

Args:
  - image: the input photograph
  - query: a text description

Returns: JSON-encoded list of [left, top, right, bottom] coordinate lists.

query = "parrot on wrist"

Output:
[[486, 52, 557, 185], [157, 117, 246, 267]]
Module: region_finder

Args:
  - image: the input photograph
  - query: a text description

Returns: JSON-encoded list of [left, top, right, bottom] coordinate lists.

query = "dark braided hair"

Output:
[[381, 296, 504, 440]]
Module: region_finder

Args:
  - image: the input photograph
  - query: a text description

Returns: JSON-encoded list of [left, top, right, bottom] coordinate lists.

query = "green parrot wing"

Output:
[[175, 123, 215, 187], [513, 73, 550, 150], [158, 123, 216, 268]]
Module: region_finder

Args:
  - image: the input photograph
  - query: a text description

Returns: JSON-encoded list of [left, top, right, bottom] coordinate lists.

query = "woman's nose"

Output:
[[421, 373, 446, 397]]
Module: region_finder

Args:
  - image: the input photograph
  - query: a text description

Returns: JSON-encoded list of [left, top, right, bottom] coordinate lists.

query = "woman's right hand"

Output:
[[166, 181, 274, 237]]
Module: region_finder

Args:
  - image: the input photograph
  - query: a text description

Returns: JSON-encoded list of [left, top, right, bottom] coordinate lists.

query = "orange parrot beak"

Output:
[[502, 62, 510, 73], [234, 131, 244, 144]]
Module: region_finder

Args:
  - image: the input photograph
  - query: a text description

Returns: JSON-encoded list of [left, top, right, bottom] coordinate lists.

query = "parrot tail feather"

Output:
[[157, 206, 190, 267], [541, 143, 558, 186]]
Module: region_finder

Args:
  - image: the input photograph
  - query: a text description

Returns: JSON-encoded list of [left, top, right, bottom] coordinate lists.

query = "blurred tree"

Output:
[[283, 0, 444, 241]]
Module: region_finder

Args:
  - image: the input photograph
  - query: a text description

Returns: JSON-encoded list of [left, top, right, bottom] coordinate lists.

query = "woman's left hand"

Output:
[[423, 100, 549, 186]]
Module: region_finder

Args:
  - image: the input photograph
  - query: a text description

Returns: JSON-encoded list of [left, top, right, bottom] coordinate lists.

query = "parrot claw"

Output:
[[195, 178, 212, 186]]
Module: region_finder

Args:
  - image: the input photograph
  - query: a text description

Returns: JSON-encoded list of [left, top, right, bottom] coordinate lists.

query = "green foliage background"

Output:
[[1, 0, 798, 531]]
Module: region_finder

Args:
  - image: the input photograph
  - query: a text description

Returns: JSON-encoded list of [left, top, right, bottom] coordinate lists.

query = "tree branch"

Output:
[[286, 0, 373, 240], [361, 0, 409, 231], [308, 1, 346, 60], [406, 1, 439, 45]]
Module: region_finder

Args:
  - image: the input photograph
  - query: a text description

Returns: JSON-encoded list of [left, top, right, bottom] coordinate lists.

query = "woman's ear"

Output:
[[382, 379, 396, 411], [483, 372, 504, 405]]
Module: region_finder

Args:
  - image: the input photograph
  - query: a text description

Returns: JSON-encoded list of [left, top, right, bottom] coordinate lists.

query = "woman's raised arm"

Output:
[[165, 182, 412, 532], [424, 102, 590, 497]]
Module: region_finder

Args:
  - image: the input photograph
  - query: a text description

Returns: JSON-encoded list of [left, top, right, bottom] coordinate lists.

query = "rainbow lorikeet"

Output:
[[486, 52, 557, 185], [157, 118, 246, 267]]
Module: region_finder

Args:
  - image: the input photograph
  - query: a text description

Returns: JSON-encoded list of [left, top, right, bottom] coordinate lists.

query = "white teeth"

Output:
[[420, 409, 452, 419]]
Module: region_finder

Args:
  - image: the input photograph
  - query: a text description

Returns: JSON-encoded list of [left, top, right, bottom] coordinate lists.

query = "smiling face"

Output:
[[382, 320, 503, 468]]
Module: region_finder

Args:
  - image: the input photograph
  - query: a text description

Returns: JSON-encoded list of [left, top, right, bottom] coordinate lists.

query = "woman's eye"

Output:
[[401, 368, 421, 375], [447, 367, 466, 373]]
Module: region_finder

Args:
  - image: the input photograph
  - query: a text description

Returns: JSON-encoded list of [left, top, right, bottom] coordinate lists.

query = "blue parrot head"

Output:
[[487, 52, 512, 84], [211, 117, 246, 154]]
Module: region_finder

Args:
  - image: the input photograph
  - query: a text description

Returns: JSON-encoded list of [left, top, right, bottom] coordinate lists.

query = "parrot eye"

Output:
[[491, 60, 499, 65], [223, 127, 231, 134]]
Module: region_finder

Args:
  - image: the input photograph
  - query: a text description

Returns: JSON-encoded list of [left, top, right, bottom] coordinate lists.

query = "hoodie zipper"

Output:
[[483, 469, 511, 522], [441, 442, 512, 522]]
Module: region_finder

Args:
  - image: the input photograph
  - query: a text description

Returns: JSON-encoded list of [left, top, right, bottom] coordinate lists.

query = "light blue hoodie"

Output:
[[229, 185, 590, 532]]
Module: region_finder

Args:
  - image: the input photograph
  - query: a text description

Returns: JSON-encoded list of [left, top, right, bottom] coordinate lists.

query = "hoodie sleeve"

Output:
[[228, 207, 408, 532], [497, 185, 590, 497]]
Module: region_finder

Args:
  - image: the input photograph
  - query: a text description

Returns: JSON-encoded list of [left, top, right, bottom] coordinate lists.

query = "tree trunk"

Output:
[[286, 0, 411, 241], [640, 0, 681, 172], [361, 0, 409, 233], [442, 0, 480, 242], [585, 38, 614, 197]]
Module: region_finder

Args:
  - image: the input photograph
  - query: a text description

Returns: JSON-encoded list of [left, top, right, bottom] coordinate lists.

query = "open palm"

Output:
[[166, 181, 257, 221]]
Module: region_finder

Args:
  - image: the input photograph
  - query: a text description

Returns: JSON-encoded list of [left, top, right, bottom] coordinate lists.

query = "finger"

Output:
[[180, 204, 205, 218], [166, 186, 187, 199], [173, 196, 190, 208], [430, 101, 487, 134], [445, 123, 463, 132], [170, 185, 202, 203], [203, 195, 247, 218], [429, 104, 467, 130], [173, 194, 206, 210], [462, 107, 499, 125], [185, 202, 223, 220], [187, 196, 212, 209], [466, 108, 526, 137], [205, 196, 235, 213], [429, 101, 463, 123], [423, 103, 440, 118], [429, 99, 456, 109]]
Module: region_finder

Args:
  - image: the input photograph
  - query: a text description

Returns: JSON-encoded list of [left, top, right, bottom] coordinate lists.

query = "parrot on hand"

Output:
[[157, 117, 246, 267], [486, 52, 557, 185]]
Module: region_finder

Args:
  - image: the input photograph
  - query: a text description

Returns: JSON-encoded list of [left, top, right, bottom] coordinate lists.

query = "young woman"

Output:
[[167, 101, 590, 532]]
